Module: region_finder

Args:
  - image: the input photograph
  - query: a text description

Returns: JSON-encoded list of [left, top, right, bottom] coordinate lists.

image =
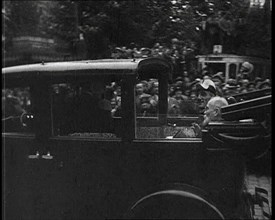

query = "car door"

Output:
[[28, 76, 135, 220], [3, 84, 43, 220]]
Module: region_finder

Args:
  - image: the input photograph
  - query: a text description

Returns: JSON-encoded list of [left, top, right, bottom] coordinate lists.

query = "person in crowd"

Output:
[[183, 88, 191, 98], [258, 79, 271, 90], [168, 95, 181, 116], [240, 79, 249, 90], [168, 84, 176, 97], [110, 82, 122, 117], [239, 87, 248, 94], [211, 72, 224, 96], [246, 82, 256, 92], [189, 78, 201, 92], [139, 93, 157, 117], [149, 81, 159, 112], [254, 77, 263, 90], [147, 78, 157, 93], [140, 80, 149, 93], [222, 78, 239, 97], [196, 79, 217, 113], [211, 72, 224, 87], [237, 61, 254, 80], [173, 87, 188, 105], [174, 80, 184, 91], [190, 91, 198, 103], [136, 82, 149, 115], [183, 76, 191, 88], [179, 94, 199, 115]]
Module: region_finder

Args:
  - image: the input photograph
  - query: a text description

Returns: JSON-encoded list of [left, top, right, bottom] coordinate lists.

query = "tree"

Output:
[[4, 0, 271, 60], [5, 1, 40, 36]]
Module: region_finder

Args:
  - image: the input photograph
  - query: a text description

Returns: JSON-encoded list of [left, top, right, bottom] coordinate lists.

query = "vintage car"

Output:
[[2, 57, 271, 219]]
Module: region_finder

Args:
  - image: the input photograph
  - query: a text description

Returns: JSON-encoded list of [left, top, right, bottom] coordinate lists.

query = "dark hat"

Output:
[[196, 79, 216, 95], [225, 78, 239, 89]]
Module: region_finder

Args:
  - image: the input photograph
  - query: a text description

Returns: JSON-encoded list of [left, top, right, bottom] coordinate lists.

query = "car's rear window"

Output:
[[50, 79, 122, 139]]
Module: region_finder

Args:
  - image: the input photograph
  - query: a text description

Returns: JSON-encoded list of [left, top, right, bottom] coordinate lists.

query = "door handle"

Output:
[[28, 151, 40, 159], [42, 151, 53, 160]]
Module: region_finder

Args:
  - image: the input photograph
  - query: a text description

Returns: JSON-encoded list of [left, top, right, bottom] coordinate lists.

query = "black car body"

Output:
[[2, 57, 270, 219]]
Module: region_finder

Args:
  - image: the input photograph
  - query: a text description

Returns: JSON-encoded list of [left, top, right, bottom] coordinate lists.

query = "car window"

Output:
[[50, 79, 122, 139], [135, 79, 201, 139], [2, 86, 34, 133]]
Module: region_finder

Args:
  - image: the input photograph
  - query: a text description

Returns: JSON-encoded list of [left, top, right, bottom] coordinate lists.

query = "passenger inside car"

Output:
[[173, 96, 228, 138]]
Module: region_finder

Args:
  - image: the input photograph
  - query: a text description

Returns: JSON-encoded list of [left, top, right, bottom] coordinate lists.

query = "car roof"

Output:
[[2, 59, 144, 78], [2, 57, 173, 86]]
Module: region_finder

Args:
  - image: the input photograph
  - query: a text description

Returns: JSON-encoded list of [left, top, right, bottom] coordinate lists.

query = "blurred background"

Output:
[[2, 0, 271, 73]]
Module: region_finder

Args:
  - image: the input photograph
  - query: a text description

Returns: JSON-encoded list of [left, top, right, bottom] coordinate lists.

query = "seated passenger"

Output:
[[201, 96, 229, 127], [174, 96, 228, 138]]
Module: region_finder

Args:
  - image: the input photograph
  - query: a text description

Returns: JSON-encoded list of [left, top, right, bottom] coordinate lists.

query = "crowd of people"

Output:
[[110, 40, 197, 77], [2, 51, 271, 135], [109, 41, 271, 116], [107, 60, 271, 118], [2, 61, 271, 121]]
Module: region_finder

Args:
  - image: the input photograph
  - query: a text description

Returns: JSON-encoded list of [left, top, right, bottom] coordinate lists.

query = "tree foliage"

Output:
[[4, 1, 40, 36], [3, 0, 272, 59]]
